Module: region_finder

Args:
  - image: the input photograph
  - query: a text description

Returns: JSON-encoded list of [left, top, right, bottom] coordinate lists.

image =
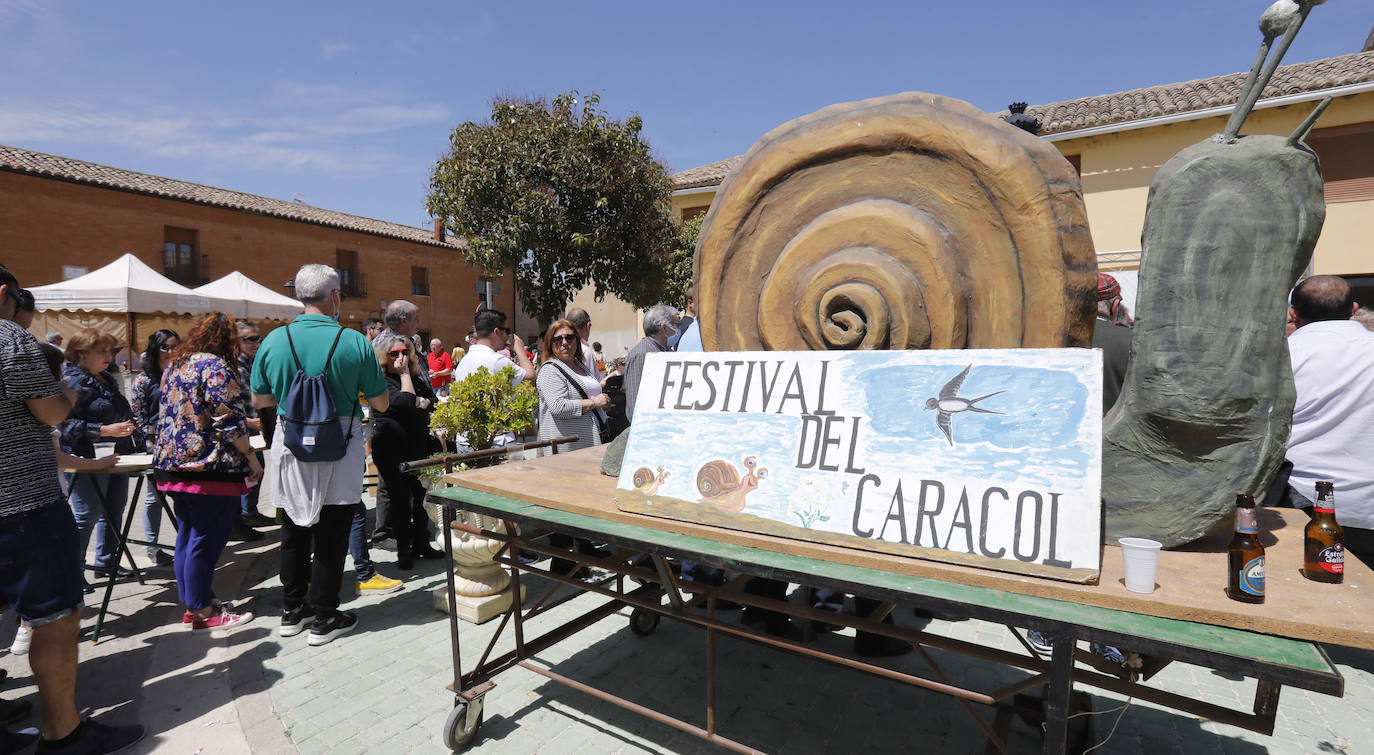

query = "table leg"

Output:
[[1042, 630, 1075, 754], [89, 473, 145, 644]]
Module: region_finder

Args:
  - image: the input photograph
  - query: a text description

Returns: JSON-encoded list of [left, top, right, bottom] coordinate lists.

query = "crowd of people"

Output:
[[3, 253, 1371, 750]]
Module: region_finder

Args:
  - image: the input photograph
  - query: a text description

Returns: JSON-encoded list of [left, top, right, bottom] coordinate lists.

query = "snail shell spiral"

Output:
[[696, 460, 740, 498], [695, 92, 1097, 352], [632, 467, 656, 488]]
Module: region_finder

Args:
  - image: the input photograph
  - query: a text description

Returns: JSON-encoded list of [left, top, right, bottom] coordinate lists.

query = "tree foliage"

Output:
[[427, 91, 678, 326], [663, 212, 702, 307]]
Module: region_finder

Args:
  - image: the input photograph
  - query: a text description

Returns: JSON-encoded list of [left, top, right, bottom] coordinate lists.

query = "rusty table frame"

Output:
[[422, 475, 1344, 754]]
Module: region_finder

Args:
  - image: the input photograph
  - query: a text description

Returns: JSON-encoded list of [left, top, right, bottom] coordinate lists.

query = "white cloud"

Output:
[[320, 41, 353, 57], [0, 85, 448, 177]]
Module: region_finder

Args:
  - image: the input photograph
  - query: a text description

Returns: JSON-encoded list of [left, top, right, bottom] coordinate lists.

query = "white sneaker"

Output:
[[10, 624, 31, 655]]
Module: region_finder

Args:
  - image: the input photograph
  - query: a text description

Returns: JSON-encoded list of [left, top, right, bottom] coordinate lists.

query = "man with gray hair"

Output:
[[623, 304, 679, 424], [565, 307, 601, 379], [45, 332, 62, 347], [251, 264, 391, 645]]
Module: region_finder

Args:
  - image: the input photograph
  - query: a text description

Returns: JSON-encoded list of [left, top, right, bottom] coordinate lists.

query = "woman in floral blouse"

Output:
[[58, 328, 137, 579], [153, 313, 260, 633], [130, 329, 179, 566]]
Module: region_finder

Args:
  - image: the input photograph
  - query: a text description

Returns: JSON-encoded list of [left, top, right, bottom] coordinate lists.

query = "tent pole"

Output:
[[126, 312, 136, 372]]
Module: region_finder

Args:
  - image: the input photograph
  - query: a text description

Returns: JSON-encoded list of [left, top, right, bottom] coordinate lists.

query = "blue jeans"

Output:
[[142, 484, 164, 555], [167, 492, 239, 610], [349, 501, 375, 581], [69, 472, 130, 570]]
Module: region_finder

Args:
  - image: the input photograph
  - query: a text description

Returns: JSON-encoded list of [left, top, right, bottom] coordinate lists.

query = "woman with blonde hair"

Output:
[[370, 334, 441, 569], [58, 328, 137, 579]]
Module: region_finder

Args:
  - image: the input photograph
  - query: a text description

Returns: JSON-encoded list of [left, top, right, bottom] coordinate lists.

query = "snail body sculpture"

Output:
[[1104, 2, 1329, 547], [697, 456, 768, 514], [694, 92, 1097, 352], [633, 466, 670, 497], [1102, 134, 1324, 546]]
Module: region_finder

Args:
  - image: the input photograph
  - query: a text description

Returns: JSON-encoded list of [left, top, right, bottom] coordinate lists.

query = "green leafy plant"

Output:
[[430, 366, 537, 451], [427, 90, 679, 327], [663, 212, 702, 307]]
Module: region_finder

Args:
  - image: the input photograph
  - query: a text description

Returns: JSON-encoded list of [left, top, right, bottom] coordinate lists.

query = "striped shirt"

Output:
[[0, 320, 64, 518]]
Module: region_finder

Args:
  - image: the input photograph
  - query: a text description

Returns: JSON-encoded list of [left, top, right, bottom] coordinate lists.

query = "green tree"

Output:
[[427, 91, 678, 327], [663, 212, 702, 307]]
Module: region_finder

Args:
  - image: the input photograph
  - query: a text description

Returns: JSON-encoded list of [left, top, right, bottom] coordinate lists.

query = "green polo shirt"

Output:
[[250, 314, 386, 418]]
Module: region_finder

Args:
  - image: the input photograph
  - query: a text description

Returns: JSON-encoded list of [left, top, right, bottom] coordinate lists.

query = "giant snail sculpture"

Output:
[[688, 0, 1329, 549]]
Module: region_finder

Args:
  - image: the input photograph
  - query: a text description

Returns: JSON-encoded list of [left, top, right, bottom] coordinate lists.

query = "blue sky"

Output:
[[2, 1, 1366, 228]]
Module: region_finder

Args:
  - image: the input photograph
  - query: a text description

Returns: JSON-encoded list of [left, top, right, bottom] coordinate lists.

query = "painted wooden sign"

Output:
[[615, 349, 1103, 582]]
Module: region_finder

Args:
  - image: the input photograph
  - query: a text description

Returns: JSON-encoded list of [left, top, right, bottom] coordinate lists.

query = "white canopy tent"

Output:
[[28, 253, 237, 367], [29, 253, 234, 314], [194, 271, 303, 321]]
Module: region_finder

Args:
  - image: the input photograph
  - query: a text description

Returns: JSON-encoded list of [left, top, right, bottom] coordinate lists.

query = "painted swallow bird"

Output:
[[924, 365, 1004, 446]]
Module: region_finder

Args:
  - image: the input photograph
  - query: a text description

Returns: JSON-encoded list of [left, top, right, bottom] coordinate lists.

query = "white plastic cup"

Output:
[[93, 442, 116, 459], [1119, 537, 1163, 594]]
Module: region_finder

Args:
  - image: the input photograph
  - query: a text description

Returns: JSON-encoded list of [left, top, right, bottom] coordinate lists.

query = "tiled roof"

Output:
[[671, 155, 744, 190], [0, 144, 458, 248], [1020, 50, 1373, 136], [671, 51, 1374, 189]]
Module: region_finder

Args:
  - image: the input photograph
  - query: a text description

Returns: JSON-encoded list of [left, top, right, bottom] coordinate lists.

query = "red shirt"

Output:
[[427, 351, 454, 388]]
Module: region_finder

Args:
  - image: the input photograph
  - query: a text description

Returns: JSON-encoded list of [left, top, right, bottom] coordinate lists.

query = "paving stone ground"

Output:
[[2, 484, 1371, 754]]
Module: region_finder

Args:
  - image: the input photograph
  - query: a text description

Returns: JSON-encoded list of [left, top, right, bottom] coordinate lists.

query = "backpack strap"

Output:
[[283, 324, 304, 371], [322, 326, 347, 370], [325, 325, 360, 444]]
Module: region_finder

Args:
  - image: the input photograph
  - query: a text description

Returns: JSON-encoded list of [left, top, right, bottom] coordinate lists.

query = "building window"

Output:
[[680, 206, 708, 222], [163, 226, 200, 284], [336, 249, 365, 298], [1064, 153, 1082, 176], [411, 266, 430, 297], [1308, 123, 1374, 203]]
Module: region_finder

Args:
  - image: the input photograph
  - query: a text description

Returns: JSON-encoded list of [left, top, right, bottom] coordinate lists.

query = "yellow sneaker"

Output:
[[357, 573, 403, 595]]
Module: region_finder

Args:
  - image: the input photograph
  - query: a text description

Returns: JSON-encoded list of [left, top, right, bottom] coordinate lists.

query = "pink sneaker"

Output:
[[189, 605, 253, 634], [183, 600, 230, 625]]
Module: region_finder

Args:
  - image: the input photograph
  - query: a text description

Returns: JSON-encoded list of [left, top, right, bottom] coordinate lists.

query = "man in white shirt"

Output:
[[1285, 275, 1374, 562], [451, 309, 535, 448]]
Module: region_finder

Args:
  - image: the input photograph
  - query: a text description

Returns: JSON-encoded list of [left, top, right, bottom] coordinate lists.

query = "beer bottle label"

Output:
[[1240, 556, 1265, 596], [1316, 544, 1345, 574]]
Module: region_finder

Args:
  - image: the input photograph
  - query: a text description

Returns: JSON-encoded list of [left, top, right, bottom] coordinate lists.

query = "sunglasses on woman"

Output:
[[241, 335, 262, 343], [552, 334, 577, 344], [388, 348, 410, 356]]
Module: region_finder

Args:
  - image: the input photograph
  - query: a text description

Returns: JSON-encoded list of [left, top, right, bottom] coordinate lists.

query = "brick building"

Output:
[[0, 144, 522, 344]]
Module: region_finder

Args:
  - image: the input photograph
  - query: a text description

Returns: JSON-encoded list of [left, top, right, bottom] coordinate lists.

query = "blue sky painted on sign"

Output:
[[853, 360, 1094, 490]]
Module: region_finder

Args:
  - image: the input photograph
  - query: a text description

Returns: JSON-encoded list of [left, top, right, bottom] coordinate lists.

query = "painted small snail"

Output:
[[697, 456, 768, 514]]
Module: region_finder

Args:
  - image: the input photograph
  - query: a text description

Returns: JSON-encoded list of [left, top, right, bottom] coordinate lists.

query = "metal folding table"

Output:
[[424, 447, 1363, 753]]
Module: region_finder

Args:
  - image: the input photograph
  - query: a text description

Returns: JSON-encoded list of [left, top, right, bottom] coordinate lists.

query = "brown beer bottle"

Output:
[[1226, 494, 1265, 604], [1302, 481, 1344, 583]]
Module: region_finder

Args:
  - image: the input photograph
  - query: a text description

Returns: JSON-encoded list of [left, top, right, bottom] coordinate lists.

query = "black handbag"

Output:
[[546, 361, 618, 443]]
